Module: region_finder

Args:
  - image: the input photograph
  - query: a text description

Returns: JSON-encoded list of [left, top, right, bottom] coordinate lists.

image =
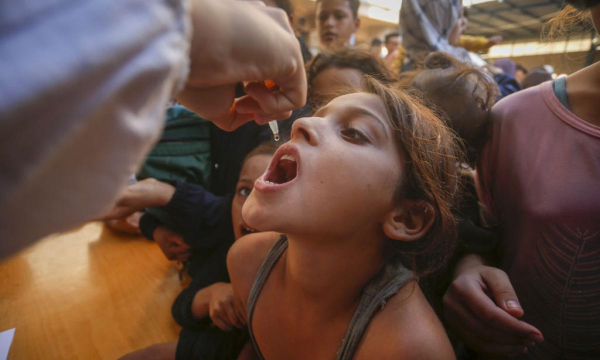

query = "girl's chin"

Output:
[[243, 213, 286, 235], [242, 207, 269, 232]]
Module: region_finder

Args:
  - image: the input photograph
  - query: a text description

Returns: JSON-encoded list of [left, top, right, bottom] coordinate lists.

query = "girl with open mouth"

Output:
[[228, 78, 460, 360]]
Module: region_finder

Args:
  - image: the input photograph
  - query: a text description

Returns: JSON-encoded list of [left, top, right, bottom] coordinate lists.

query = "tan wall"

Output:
[[489, 51, 599, 75]]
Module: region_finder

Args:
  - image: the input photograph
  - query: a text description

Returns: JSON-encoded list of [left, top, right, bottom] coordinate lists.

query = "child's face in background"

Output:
[[311, 67, 364, 107], [317, 0, 359, 48], [385, 36, 401, 55], [232, 154, 272, 240], [242, 93, 403, 240], [514, 69, 527, 84]]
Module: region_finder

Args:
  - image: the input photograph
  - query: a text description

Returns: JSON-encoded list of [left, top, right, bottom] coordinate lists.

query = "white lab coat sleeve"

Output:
[[0, 0, 191, 256]]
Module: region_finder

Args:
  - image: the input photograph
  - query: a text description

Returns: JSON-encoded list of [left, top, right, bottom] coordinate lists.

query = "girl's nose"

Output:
[[290, 117, 320, 146]]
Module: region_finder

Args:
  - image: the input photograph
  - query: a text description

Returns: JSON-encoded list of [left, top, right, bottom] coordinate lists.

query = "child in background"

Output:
[[316, 0, 361, 50], [399, 0, 471, 70], [113, 142, 279, 360], [453, 7, 503, 54], [228, 78, 459, 359], [306, 49, 397, 109], [443, 3, 600, 358], [521, 68, 553, 89], [402, 51, 498, 166]]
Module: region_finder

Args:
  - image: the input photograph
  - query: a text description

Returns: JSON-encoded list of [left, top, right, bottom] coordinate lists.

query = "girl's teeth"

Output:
[[281, 154, 296, 162], [266, 181, 276, 185]]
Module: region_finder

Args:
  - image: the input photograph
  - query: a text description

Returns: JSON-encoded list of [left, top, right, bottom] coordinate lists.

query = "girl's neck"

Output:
[[280, 229, 389, 319]]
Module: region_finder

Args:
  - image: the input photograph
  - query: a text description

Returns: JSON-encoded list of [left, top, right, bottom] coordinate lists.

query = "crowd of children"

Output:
[[96, 0, 600, 359]]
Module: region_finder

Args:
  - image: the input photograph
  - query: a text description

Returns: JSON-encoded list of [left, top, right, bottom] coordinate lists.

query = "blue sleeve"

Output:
[[494, 73, 522, 99], [142, 182, 233, 249], [139, 212, 162, 240]]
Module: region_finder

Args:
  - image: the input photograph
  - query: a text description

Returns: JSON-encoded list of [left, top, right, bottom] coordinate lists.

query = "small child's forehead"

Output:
[[414, 67, 479, 94]]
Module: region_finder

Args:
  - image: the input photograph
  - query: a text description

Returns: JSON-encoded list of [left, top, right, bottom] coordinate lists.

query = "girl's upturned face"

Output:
[[317, 0, 359, 48], [242, 93, 403, 239], [232, 154, 272, 240]]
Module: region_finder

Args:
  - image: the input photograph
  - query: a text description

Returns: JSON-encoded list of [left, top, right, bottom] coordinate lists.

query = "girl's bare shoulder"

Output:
[[354, 282, 455, 360], [227, 232, 281, 306]]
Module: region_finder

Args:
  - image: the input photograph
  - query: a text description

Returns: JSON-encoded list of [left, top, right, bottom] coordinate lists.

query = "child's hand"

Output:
[[208, 282, 247, 331], [443, 255, 543, 357], [104, 212, 142, 235], [101, 179, 175, 220], [487, 35, 503, 47], [154, 227, 191, 262]]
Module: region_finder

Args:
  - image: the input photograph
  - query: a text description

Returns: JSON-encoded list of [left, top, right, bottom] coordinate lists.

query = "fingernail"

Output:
[[528, 333, 544, 342], [506, 300, 520, 309]]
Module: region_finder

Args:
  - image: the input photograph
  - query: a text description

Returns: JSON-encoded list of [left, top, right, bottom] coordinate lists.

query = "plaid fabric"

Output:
[[400, 0, 470, 64]]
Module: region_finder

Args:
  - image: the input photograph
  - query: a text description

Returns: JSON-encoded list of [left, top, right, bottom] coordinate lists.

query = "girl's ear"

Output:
[[383, 200, 435, 242]]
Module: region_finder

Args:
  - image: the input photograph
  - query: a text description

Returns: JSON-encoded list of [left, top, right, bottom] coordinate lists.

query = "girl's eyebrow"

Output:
[[315, 104, 387, 134], [345, 106, 387, 133]]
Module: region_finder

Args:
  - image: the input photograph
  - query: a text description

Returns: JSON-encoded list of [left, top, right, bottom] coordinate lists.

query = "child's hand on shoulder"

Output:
[[443, 255, 543, 357], [207, 282, 247, 331]]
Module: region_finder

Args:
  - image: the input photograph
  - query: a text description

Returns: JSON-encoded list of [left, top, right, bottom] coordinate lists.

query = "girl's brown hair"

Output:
[[362, 77, 461, 277], [543, 4, 594, 39]]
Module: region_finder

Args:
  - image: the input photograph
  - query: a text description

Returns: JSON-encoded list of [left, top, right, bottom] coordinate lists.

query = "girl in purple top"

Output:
[[443, 3, 600, 358]]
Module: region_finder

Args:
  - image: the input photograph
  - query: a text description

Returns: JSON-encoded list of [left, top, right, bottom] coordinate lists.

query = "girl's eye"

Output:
[[341, 127, 369, 143], [238, 187, 251, 197]]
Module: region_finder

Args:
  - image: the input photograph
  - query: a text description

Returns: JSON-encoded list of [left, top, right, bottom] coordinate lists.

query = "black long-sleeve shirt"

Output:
[[139, 182, 235, 328]]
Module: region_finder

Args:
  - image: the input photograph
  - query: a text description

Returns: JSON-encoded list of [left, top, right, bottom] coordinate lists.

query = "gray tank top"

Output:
[[246, 235, 415, 360]]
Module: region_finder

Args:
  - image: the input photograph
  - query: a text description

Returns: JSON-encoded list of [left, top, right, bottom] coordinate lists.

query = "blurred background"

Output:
[[294, 0, 599, 75]]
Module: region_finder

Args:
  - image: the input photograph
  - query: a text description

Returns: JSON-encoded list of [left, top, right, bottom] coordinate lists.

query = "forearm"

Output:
[[120, 179, 175, 215], [191, 282, 224, 318], [186, 0, 234, 87], [172, 284, 212, 328]]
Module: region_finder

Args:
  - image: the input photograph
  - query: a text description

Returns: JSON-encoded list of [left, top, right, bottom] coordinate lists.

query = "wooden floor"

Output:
[[0, 222, 183, 359]]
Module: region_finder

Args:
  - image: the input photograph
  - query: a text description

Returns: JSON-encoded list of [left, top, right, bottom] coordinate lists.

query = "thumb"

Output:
[[482, 268, 524, 318]]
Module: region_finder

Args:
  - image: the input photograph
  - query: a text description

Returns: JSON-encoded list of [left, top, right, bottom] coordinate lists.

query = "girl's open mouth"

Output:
[[256, 144, 299, 191], [265, 154, 297, 185]]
